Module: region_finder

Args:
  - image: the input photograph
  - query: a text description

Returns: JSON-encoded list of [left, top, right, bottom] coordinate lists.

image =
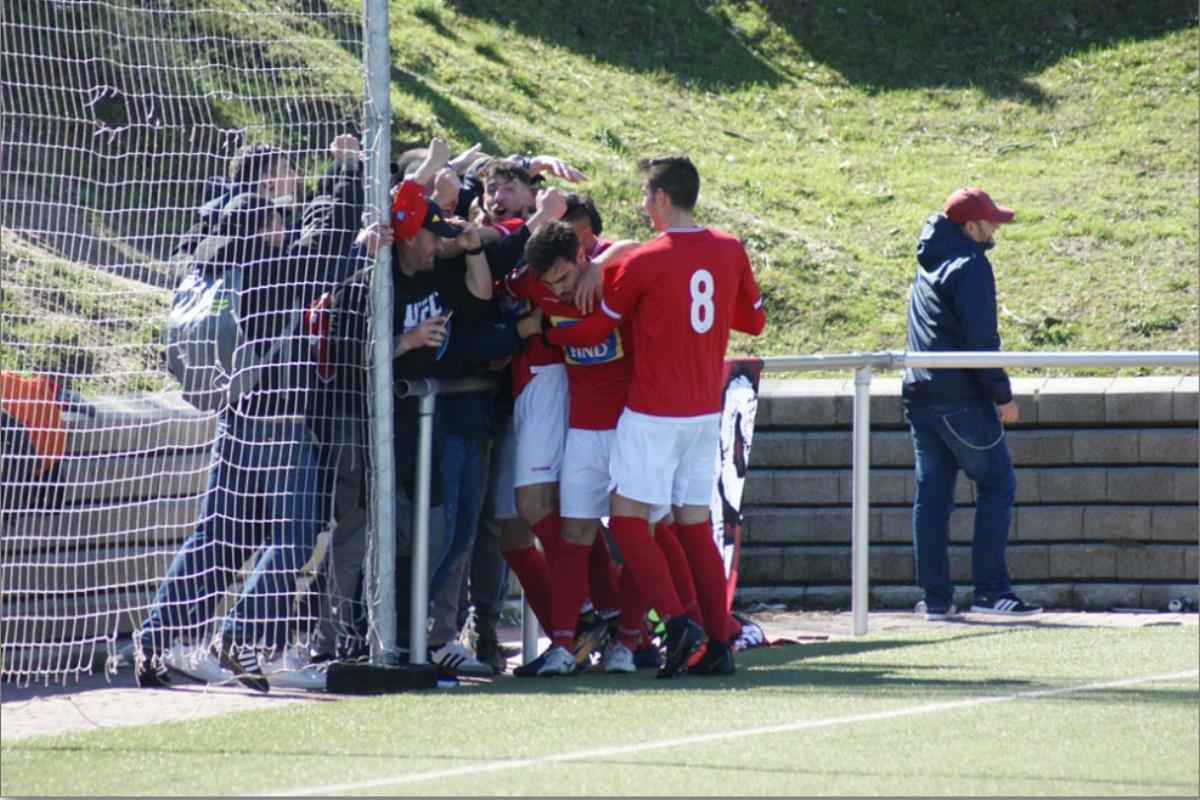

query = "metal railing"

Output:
[[376, 351, 1197, 662]]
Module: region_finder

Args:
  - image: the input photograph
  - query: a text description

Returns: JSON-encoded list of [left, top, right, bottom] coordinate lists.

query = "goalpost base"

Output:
[[325, 661, 438, 694]]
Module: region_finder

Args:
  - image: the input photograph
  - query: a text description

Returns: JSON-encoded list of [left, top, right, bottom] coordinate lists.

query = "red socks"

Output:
[[654, 521, 705, 629], [587, 533, 621, 617], [607, 516, 685, 621], [549, 541, 591, 650], [530, 511, 561, 566], [501, 545, 553, 633], [676, 520, 731, 643], [615, 565, 646, 650]]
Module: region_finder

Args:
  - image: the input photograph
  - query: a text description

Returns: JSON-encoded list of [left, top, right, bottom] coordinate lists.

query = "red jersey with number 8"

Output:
[[598, 227, 764, 418]]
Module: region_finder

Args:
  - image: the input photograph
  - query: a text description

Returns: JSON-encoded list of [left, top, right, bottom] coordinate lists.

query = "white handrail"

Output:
[[758, 350, 1199, 635]]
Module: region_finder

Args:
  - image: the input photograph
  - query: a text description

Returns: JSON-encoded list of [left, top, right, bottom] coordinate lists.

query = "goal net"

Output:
[[1, 0, 369, 684]]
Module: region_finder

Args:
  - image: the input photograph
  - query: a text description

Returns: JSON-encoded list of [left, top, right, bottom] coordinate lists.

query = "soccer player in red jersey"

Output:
[[546, 155, 765, 677]]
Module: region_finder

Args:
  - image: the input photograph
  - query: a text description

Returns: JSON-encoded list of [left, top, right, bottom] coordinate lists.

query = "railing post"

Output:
[[409, 392, 436, 664], [521, 595, 539, 664], [851, 365, 872, 635], [363, 0, 396, 665]]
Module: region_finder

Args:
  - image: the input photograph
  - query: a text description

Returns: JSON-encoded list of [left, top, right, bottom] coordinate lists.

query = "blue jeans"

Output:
[[141, 416, 319, 652], [904, 401, 1016, 609], [430, 434, 488, 600]]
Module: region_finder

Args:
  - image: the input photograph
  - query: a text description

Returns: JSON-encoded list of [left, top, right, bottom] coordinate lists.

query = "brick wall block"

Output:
[[1115, 545, 1185, 580], [869, 547, 914, 582], [1141, 582, 1199, 609], [1106, 468, 1180, 504], [1037, 378, 1110, 424], [1185, 549, 1198, 582], [1104, 377, 1179, 424], [1151, 506, 1200, 542], [1082, 506, 1152, 542], [804, 433, 851, 467], [1050, 544, 1117, 579], [1173, 377, 1199, 423], [1007, 545, 1052, 580], [1016, 506, 1083, 541], [739, 547, 786, 583], [1139, 430, 1199, 465], [1039, 469, 1107, 503], [1072, 431, 1140, 464], [782, 547, 849, 582], [771, 472, 841, 505], [1174, 470, 1199, 503]]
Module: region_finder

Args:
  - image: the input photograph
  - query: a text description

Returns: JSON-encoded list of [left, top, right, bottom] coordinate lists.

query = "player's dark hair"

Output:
[[637, 154, 699, 211], [563, 193, 603, 237], [524, 220, 580, 276], [229, 143, 288, 188], [477, 159, 533, 190]]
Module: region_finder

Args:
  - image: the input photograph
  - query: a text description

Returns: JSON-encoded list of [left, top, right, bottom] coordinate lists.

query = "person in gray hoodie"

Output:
[[902, 187, 1042, 621]]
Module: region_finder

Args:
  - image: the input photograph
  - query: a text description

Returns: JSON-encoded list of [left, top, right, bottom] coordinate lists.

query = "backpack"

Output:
[[165, 264, 295, 412]]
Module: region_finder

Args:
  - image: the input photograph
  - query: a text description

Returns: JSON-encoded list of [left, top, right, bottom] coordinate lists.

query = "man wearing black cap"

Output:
[[902, 187, 1042, 621]]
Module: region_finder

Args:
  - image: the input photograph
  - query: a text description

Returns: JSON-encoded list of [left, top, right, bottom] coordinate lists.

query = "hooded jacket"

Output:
[[902, 213, 1012, 406]]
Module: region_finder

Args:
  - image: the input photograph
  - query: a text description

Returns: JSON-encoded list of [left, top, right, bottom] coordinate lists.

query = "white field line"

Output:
[[268, 669, 1197, 796]]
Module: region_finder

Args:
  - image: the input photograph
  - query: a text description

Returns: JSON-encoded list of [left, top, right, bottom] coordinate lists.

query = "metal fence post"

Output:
[[409, 392, 436, 664], [363, 0, 396, 664], [851, 365, 872, 635], [521, 596, 539, 664]]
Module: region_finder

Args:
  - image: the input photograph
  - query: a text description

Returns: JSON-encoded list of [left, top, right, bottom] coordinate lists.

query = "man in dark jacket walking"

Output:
[[902, 187, 1041, 620]]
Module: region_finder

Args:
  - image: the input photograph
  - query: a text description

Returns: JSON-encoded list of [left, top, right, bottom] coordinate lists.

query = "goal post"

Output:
[[0, 0, 386, 685]]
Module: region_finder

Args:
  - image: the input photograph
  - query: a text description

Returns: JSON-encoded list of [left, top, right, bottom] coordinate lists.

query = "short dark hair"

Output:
[[478, 159, 532, 190], [524, 221, 580, 277], [637, 154, 699, 211], [229, 143, 288, 188], [562, 193, 603, 237]]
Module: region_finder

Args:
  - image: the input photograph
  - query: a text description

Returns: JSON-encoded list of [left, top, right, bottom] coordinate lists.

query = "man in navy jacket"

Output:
[[902, 187, 1042, 620]]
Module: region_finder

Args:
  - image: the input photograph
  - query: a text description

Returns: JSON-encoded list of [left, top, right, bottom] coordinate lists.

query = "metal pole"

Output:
[[851, 365, 872, 636], [363, 0, 396, 664], [521, 595, 539, 664], [409, 392, 436, 664]]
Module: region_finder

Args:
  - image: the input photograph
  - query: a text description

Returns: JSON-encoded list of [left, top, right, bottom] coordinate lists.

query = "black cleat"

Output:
[[135, 654, 172, 688], [688, 639, 736, 676], [657, 616, 705, 679]]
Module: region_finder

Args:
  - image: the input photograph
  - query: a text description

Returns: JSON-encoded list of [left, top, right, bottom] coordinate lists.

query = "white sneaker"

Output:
[[163, 640, 234, 684], [431, 640, 494, 676], [603, 642, 635, 674], [536, 646, 577, 677], [261, 645, 327, 690]]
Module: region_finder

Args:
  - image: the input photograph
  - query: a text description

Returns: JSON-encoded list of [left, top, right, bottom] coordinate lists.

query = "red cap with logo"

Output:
[[942, 187, 1014, 226], [391, 179, 463, 239]]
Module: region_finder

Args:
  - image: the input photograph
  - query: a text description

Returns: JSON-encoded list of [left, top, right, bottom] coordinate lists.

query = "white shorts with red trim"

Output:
[[609, 408, 719, 509], [560, 427, 614, 520]]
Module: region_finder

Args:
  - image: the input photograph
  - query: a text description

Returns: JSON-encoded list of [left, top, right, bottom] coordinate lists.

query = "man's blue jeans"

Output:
[[430, 434, 488, 600], [141, 416, 318, 652], [904, 401, 1017, 609]]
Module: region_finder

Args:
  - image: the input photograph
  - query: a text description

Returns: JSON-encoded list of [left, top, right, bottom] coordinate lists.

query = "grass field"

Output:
[[2, 623, 1196, 796]]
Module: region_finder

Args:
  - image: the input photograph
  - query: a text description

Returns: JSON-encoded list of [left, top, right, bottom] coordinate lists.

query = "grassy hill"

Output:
[[1, 0, 1196, 391]]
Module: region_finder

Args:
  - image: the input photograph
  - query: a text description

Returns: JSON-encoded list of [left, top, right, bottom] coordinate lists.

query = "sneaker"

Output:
[[215, 643, 270, 693], [261, 645, 327, 690], [536, 645, 577, 677], [474, 632, 507, 675], [163, 641, 234, 684], [602, 642, 635, 674], [512, 650, 550, 678], [431, 640, 494, 677], [134, 651, 171, 689], [573, 610, 610, 666], [915, 600, 961, 621], [633, 644, 662, 670], [971, 593, 1042, 616], [688, 640, 735, 676], [657, 616, 706, 680]]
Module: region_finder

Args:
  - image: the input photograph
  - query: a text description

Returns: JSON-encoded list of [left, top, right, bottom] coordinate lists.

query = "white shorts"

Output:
[[609, 408, 719, 509], [494, 365, 569, 520], [560, 428, 614, 520]]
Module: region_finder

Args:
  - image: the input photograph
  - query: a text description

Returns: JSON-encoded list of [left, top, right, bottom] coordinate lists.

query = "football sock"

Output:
[[549, 540, 591, 650], [501, 545, 553, 633], [607, 516, 685, 621], [654, 520, 705, 629], [587, 531, 621, 617], [615, 566, 646, 650], [676, 520, 731, 643], [530, 511, 562, 566]]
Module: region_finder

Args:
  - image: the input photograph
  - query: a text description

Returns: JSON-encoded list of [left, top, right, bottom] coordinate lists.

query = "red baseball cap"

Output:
[[391, 179, 463, 239], [942, 187, 1014, 226]]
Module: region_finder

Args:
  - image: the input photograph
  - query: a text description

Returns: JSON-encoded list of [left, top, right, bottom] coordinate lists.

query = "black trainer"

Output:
[[573, 610, 610, 666], [657, 616, 705, 679], [512, 649, 550, 678], [971, 593, 1042, 616], [215, 642, 270, 693], [688, 640, 735, 676], [134, 653, 172, 688]]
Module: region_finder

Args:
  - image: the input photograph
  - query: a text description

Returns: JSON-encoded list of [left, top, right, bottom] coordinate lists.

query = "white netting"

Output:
[[1, 0, 368, 684]]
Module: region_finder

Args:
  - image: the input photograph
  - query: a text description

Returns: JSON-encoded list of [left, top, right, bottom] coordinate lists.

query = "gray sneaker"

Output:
[[915, 600, 961, 621]]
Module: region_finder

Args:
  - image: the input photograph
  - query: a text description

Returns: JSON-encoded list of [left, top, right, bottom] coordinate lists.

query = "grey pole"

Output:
[[363, 0, 397, 664], [409, 392, 436, 664], [851, 365, 872, 636], [521, 596, 539, 664]]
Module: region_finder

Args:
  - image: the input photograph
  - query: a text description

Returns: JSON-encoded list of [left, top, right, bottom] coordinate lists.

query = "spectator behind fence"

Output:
[[902, 187, 1043, 621], [137, 193, 322, 692]]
